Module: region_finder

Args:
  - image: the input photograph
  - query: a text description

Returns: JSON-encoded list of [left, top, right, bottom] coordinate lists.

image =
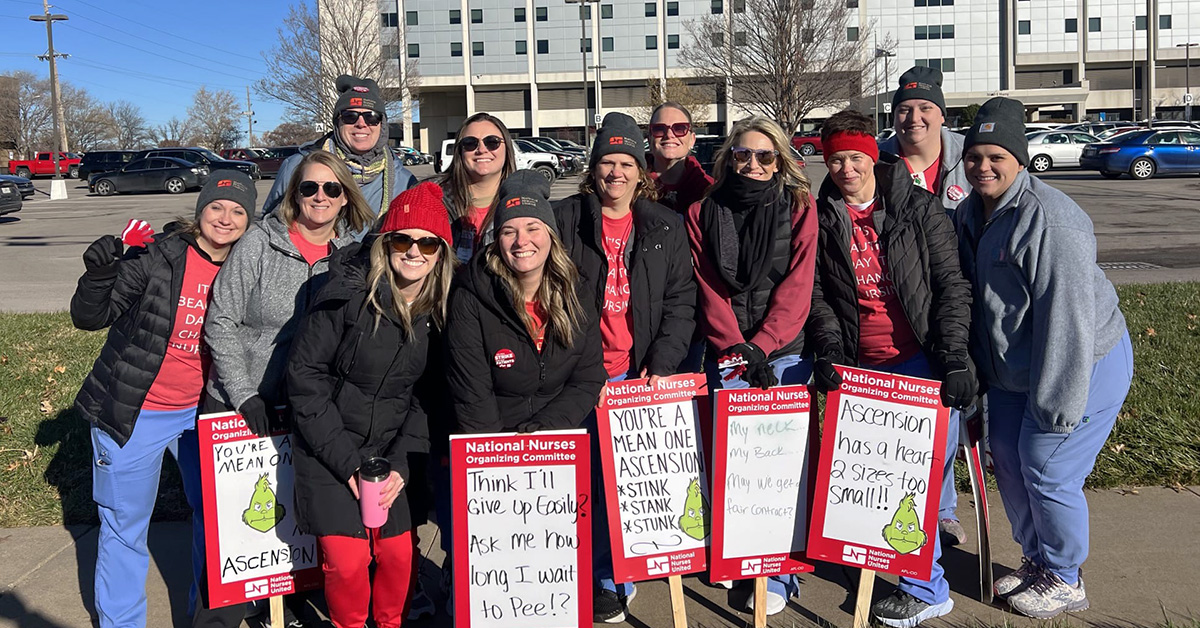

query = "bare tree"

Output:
[[1, 71, 53, 157], [257, 1, 420, 128], [108, 101, 152, 149], [186, 86, 243, 150], [57, 83, 116, 152], [153, 117, 194, 148], [633, 76, 715, 125], [261, 120, 322, 147], [680, 0, 879, 134]]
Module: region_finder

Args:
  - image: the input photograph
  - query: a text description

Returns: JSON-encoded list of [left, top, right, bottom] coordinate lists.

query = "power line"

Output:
[[58, 0, 264, 63], [59, 21, 263, 83]]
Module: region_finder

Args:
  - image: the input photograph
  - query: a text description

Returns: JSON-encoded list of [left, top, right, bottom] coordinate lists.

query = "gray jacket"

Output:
[[880, 127, 970, 212], [260, 139, 416, 224], [204, 212, 355, 409], [954, 170, 1126, 433]]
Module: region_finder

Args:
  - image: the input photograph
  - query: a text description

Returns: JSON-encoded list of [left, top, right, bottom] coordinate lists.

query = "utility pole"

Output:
[[241, 86, 255, 146], [1178, 42, 1197, 122], [29, 0, 69, 200]]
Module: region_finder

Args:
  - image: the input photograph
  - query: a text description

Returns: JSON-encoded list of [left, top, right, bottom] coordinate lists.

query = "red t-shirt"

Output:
[[846, 200, 920, 366], [143, 247, 220, 410], [902, 156, 941, 194], [289, 228, 330, 266], [525, 300, 547, 353], [600, 212, 635, 378]]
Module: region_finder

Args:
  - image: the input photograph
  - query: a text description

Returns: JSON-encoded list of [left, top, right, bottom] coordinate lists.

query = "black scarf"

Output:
[[700, 174, 788, 294]]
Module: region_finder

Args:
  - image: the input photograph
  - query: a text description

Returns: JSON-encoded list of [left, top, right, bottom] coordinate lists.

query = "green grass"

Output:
[[1, 283, 1198, 527]]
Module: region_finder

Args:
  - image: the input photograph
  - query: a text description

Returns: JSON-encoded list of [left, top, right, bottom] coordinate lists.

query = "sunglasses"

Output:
[[458, 135, 504, 153], [649, 122, 693, 138], [339, 110, 383, 126], [730, 147, 779, 166], [386, 232, 443, 256], [298, 180, 344, 198]]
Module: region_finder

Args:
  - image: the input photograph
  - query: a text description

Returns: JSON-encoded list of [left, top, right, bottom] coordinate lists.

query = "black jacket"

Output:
[[286, 243, 432, 538], [554, 193, 697, 377], [444, 252, 606, 434], [809, 156, 972, 371], [71, 228, 209, 447]]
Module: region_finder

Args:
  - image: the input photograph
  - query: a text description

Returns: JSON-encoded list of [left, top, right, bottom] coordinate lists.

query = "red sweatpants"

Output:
[[318, 529, 415, 628]]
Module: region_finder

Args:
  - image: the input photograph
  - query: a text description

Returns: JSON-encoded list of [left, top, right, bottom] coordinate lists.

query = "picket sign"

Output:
[[961, 400, 994, 602], [806, 366, 950, 628], [196, 411, 322, 612], [596, 373, 709, 627]]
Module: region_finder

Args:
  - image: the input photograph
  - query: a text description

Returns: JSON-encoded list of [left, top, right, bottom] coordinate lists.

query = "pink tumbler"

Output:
[[358, 457, 391, 529]]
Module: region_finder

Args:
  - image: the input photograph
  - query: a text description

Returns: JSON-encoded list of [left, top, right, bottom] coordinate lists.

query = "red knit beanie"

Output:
[[381, 181, 453, 245]]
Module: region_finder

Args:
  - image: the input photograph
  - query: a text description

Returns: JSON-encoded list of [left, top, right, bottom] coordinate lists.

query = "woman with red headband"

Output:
[[808, 110, 976, 627]]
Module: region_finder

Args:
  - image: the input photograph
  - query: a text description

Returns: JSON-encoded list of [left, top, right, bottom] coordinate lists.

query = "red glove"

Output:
[[120, 219, 155, 248]]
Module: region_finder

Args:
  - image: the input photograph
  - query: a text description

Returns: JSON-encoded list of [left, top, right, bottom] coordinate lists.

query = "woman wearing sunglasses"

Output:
[[262, 74, 416, 223], [285, 181, 453, 628], [194, 150, 374, 626], [439, 112, 518, 264], [684, 116, 818, 615], [646, 102, 713, 215], [554, 112, 697, 623]]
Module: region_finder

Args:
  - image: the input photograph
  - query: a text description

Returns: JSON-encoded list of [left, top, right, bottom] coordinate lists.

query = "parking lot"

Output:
[[2, 161, 1198, 312]]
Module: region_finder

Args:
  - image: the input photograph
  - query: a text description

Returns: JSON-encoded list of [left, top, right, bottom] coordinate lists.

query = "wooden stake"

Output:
[[269, 595, 284, 628], [853, 568, 875, 628], [752, 576, 768, 627], [668, 574, 687, 628]]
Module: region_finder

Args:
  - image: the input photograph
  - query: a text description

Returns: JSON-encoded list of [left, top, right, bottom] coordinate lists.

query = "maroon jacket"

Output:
[[650, 155, 714, 215]]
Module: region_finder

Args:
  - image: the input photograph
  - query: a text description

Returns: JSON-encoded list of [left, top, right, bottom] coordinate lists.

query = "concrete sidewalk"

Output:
[[1, 487, 1197, 628]]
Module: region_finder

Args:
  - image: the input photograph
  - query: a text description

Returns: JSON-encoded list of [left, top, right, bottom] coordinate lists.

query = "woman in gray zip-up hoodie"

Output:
[[954, 98, 1133, 620]]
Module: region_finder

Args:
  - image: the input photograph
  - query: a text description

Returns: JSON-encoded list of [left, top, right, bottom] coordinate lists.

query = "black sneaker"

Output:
[[593, 588, 626, 624], [871, 590, 954, 628]]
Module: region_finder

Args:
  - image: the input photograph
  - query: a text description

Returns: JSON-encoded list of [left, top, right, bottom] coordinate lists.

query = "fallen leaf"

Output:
[[53, 365, 65, 374], [1130, 489, 1140, 495], [1145, 327, 1157, 337], [4, 461, 18, 472], [38, 400, 52, 414], [46, 376, 56, 384], [0, 355, 7, 363], [1188, 313, 1197, 321], [1110, 443, 1126, 454]]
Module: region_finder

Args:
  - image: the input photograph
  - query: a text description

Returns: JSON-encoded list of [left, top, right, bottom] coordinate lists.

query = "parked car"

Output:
[[1024, 123, 1061, 134], [514, 138, 581, 173], [0, 174, 35, 199], [1080, 128, 1200, 179], [791, 131, 823, 156], [1025, 131, 1100, 173], [391, 146, 431, 166], [876, 128, 896, 143], [0, 179, 22, 217], [7, 152, 82, 179], [692, 135, 803, 174], [78, 150, 138, 181], [436, 138, 562, 183], [526, 136, 588, 161], [1097, 126, 1141, 140], [134, 147, 260, 179], [1055, 122, 1123, 136], [88, 157, 209, 196], [219, 147, 290, 177]]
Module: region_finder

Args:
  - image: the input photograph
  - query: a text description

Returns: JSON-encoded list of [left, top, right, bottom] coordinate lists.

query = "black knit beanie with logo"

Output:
[[333, 74, 385, 121], [492, 170, 556, 239], [893, 66, 946, 115], [590, 112, 647, 169]]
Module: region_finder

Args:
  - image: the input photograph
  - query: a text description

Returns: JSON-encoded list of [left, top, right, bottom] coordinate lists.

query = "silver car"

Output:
[[1025, 131, 1100, 173]]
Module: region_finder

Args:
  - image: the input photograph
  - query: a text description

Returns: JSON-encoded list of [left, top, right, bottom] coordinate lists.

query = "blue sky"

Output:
[[0, 0, 292, 132]]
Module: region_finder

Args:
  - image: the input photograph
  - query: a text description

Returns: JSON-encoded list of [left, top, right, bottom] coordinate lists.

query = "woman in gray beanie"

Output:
[[955, 97, 1133, 619]]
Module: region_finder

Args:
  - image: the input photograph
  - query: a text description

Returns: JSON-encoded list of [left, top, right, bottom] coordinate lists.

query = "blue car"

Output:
[[1080, 128, 1200, 180]]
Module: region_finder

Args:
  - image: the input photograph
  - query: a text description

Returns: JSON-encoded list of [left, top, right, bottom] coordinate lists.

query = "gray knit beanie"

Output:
[[963, 97, 1030, 166]]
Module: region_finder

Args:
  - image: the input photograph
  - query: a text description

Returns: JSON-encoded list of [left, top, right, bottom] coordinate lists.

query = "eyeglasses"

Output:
[[730, 147, 779, 166], [339, 110, 383, 126], [386, 232, 443, 256], [458, 135, 504, 153], [298, 180, 344, 198], [648, 122, 693, 139]]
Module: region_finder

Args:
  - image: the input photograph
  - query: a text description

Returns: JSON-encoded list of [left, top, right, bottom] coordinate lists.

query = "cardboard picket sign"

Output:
[[451, 430, 591, 628], [710, 385, 818, 581], [197, 412, 322, 608], [596, 374, 709, 582], [807, 366, 950, 581]]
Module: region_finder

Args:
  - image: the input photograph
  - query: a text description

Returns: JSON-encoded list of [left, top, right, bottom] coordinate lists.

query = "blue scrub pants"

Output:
[[594, 373, 635, 596], [987, 332, 1133, 585]]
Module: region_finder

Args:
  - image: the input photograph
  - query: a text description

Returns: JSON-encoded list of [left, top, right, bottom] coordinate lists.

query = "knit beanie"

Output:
[[381, 181, 453, 245], [893, 66, 946, 115], [333, 74, 385, 120], [195, 170, 257, 220], [591, 112, 647, 169], [963, 97, 1030, 166], [492, 170, 555, 239]]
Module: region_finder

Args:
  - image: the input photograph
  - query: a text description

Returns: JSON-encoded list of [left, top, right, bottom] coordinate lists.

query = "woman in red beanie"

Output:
[[285, 181, 455, 628]]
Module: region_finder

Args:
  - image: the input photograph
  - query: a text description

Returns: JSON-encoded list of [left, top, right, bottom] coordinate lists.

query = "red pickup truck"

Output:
[[7, 152, 82, 179]]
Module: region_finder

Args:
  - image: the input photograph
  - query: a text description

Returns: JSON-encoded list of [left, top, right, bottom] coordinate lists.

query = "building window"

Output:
[[580, 37, 592, 53], [579, 5, 590, 19], [1018, 20, 1031, 35], [712, 31, 724, 47], [1088, 17, 1101, 31], [915, 25, 927, 40], [646, 2, 657, 17], [382, 44, 399, 58], [711, 0, 723, 14], [449, 9, 460, 24], [846, 0, 859, 7], [536, 7, 548, 21], [407, 44, 419, 58], [918, 0, 953, 6], [646, 35, 658, 49], [1160, 15, 1172, 29], [1065, 18, 1077, 33], [516, 40, 527, 55], [602, 4, 613, 18], [406, 11, 418, 26], [471, 9, 483, 23], [847, 27, 859, 41], [515, 7, 526, 22], [668, 34, 680, 49], [537, 39, 549, 54], [734, 31, 747, 45], [472, 41, 484, 56], [603, 37, 614, 52], [733, 0, 746, 12], [915, 0, 926, 6], [667, 1, 679, 16], [942, 58, 955, 72], [451, 42, 462, 57], [942, 24, 954, 38], [1135, 15, 1147, 30], [916, 58, 956, 73], [381, 12, 398, 27]]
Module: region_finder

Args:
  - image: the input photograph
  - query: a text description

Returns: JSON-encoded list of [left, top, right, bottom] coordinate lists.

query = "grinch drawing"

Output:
[[242, 474, 285, 533], [678, 478, 709, 541], [882, 493, 927, 554]]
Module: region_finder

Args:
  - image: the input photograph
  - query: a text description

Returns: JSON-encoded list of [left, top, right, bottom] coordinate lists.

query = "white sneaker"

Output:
[[1008, 569, 1089, 619], [994, 556, 1040, 598], [746, 587, 791, 616]]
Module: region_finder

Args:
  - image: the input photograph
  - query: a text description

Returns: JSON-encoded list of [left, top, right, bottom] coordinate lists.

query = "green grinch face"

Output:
[[242, 474, 285, 533], [882, 493, 927, 554], [678, 478, 709, 541]]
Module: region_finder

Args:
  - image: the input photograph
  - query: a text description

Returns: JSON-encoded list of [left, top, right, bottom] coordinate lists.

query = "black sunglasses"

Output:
[[386, 232, 443, 256], [458, 135, 504, 153], [730, 147, 779, 166], [339, 110, 383, 126], [298, 180, 344, 198]]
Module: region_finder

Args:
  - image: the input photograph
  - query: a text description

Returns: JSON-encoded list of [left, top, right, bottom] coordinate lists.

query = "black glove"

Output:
[[720, 342, 767, 369], [940, 362, 979, 410], [744, 361, 778, 390], [812, 354, 844, 393], [238, 396, 274, 437], [82, 235, 123, 277], [517, 421, 543, 434]]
